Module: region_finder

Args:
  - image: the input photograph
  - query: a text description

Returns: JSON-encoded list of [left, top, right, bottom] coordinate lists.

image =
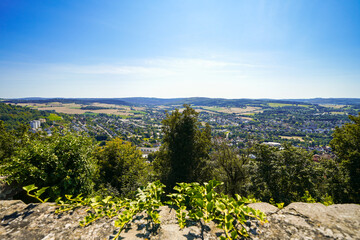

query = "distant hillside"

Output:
[[117, 97, 312, 107], [118, 97, 184, 105], [288, 98, 360, 105], [5, 97, 360, 107], [0, 102, 50, 130], [6, 98, 133, 106]]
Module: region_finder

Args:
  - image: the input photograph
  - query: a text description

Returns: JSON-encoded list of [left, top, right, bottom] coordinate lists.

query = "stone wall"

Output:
[[0, 178, 21, 200], [0, 200, 359, 239]]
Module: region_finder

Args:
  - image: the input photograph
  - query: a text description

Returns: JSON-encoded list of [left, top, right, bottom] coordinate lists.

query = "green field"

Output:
[[203, 106, 223, 111], [118, 115, 131, 119], [84, 112, 99, 116], [130, 110, 146, 114], [330, 112, 346, 115], [47, 113, 62, 121], [268, 103, 311, 108]]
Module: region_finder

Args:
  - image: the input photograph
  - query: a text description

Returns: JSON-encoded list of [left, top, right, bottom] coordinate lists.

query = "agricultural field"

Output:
[[14, 102, 147, 116], [268, 103, 311, 108], [203, 106, 223, 111], [280, 136, 305, 142], [196, 109, 221, 114], [201, 106, 263, 115], [330, 112, 346, 115], [319, 104, 346, 109]]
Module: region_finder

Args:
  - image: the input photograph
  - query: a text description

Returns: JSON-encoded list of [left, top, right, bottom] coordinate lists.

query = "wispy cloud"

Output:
[[1, 56, 359, 98], [53, 64, 173, 76], [144, 58, 260, 68], [49, 58, 263, 78]]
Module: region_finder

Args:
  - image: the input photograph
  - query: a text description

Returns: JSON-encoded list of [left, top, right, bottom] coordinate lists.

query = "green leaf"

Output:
[[225, 221, 232, 231], [23, 184, 37, 193], [35, 187, 49, 197], [216, 202, 226, 211], [206, 201, 214, 212], [114, 219, 123, 228], [65, 194, 73, 200], [206, 191, 213, 201], [231, 230, 238, 239], [225, 214, 233, 223], [195, 210, 204, 218], [196, 199, 204, 208]]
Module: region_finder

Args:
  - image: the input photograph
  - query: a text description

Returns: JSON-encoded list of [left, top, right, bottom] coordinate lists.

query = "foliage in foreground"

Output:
[[167, 180, 266, 240], [330, 112, 360, 202], [96, 138, 152, 197], [0, 126, 152, 201], [24, 180, 266, 240], [2, 130, 98, 200]]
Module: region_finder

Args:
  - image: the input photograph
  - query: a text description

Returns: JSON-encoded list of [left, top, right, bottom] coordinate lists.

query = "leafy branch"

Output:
[[24, 180, 266, 240], [167, 180, 267, 240], [22, 184, 49, 203]]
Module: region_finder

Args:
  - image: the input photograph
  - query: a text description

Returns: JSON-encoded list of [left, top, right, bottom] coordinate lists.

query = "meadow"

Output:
[[15, 102, 147, 116]]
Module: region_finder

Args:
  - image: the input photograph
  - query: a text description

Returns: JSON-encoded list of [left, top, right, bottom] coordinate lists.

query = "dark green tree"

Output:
[[210, 139, 250, 197], [1, 129, 98, 200], [250, 143, 319, 204], [155, 104, 212, 190], [316, 157, 348, 203], [96, 138, 151, 197], [0, 121, 16, 164], [330, 113, 360, 203]]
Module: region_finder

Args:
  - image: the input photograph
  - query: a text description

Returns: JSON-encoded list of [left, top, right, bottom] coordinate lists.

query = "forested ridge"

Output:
[[0, 102, 50, 130], [0, 102, 71, 130], [5, 97, 360, 107]]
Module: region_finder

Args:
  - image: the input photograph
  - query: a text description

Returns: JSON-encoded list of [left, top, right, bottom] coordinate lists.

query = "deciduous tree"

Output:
[[330, 113, 360, 202], [1, 130, 98, 200], [155, 104, 212, 190], [96, 138, 151, 197], [211, 139, 250, 197]]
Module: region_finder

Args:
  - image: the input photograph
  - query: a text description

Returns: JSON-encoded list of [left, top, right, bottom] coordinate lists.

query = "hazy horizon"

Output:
[[1, 0, 360, 99], [3, 96, 360, 101]]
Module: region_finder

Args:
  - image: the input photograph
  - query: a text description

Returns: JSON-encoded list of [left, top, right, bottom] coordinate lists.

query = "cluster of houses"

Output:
[[30, 119, 46, 129], [71, 120, 90, 133], [138, 147, 160, 158], [29, 119, 52, 135], [262, 142, 282, 147]]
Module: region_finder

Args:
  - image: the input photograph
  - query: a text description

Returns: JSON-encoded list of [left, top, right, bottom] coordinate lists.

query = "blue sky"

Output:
[[1, 0, 359, 99]]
